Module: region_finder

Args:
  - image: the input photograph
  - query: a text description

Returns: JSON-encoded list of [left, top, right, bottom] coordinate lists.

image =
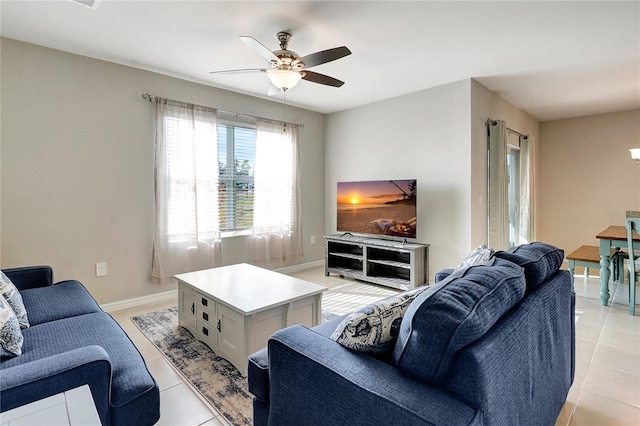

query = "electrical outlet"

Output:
[[310, 235, 316, 245], [96, 262, 108, 277]]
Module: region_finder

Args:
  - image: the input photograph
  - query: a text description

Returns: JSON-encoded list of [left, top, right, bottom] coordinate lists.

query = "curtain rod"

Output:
[[487, 119, 528, 139], [141, 93, 304, 128], [507, 128, 527, 139]]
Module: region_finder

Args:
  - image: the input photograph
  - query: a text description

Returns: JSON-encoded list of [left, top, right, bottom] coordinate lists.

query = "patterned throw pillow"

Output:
[[0, 295, 23, 357], [330, 286, 428, 356], [454, 244, 494, 272], [0, 272, 29, 328]]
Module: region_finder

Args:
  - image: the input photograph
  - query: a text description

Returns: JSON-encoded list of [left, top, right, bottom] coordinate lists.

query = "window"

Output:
[[152, 98, 302, 283], [218, 122, 257, 232]]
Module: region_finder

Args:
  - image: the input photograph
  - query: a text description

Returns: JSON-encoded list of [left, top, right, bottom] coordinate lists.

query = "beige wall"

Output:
[[1, 38, 326, 304], [326, 80, 473, 277], [325, 79, 541, 278], [470, 79, 540, 246], [538, 110, 640, 254]]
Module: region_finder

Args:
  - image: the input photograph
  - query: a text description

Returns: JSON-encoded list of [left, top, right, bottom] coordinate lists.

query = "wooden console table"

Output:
[[324, 235, 429, 290]]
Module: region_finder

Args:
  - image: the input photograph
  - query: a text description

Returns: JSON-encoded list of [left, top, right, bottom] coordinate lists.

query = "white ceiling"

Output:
[[1, 1, 638, 121]]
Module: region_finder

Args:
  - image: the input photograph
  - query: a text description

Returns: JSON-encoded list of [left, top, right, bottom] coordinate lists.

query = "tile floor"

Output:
[[14, 265, 638, 425]]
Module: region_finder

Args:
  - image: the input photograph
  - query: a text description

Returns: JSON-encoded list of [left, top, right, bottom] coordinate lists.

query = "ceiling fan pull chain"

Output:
[[283, 90, 287, 132]]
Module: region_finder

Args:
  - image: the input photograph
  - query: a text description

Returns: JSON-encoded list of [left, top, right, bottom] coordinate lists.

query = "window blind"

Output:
[[218, 124, 257, 231]]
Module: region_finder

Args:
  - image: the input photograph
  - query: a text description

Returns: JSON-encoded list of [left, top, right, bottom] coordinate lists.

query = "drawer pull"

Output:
[[201, 297, 208, 307], [202, 312, 209, 321], [217, 319, 221, 332], [202, 326, 209, 336], [191, 302, 195, 315]]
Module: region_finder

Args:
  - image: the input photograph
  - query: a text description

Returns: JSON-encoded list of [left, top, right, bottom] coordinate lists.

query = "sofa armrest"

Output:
[[2, 266, 54, 290], [247, 347, 270, 426], [262, 325, 479, 426], [0, 345, 112, 425]]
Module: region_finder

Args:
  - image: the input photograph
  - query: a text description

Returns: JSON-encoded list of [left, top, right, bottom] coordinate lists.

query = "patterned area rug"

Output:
[[130, 282, 394, 426], [131, 307, 253, 426], [131, 306, 345, 426]]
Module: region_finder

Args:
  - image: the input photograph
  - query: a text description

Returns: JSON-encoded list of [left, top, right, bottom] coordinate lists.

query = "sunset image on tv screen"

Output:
[[337, 179, 417, 239]]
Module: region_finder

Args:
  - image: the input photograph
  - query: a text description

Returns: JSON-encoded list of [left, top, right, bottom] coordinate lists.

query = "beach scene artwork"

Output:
[[337, 179, 417, 239]]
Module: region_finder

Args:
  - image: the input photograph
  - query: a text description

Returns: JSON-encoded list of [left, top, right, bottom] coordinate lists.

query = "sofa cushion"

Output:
[[0, 296, 23, 357], [1, 272, 29, 328], [454, 244, 494, 272], [2, 312, 157, 412], [494, 242, 564, 291], [330, 286, 428, 356], [20, 280, 102, 326], [391, 257, 526, 385]]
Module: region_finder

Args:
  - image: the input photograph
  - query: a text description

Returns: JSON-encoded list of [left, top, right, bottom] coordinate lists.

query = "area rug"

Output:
[[131, 307, 253, 426], [130, 281, 394, 425]]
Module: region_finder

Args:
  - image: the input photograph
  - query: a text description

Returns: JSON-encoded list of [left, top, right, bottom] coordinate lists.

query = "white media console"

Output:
[[324, 235, 429, 290]]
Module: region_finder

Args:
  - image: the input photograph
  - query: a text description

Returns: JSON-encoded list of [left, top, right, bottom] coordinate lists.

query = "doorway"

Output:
[[487, 119, 535, 250]]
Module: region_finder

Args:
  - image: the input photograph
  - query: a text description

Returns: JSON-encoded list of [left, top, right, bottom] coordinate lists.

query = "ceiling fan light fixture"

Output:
[[267, 69, 302, 90]]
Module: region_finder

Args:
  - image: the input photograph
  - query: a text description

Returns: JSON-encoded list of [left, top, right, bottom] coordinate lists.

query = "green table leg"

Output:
[[599, 239, 611, 306]]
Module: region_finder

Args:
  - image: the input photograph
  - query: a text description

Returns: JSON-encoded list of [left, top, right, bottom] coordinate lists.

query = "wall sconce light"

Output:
[[630, 148, 640, 165]]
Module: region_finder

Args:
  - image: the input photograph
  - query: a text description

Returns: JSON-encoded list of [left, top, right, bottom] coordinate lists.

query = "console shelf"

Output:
[[324, 235, 429, 290]]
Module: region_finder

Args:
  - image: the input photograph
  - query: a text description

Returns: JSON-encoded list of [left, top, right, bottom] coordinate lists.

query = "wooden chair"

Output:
[[625, 212, 640, 315]]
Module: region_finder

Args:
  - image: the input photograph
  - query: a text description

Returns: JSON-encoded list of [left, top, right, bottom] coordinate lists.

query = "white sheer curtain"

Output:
[[252, 119, 303, 265], [487, 119, 510, 250], [151, 98, 221, 284]]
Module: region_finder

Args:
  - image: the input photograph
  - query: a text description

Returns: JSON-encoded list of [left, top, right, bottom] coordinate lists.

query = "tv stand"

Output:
[[324, 235, 429, 290]]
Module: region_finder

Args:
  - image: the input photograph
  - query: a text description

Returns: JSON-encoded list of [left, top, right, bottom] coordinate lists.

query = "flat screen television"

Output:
[[337, 179, 417, 240]]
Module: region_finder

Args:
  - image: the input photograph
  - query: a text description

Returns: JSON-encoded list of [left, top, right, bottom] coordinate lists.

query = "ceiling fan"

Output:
[[210, 32, 351, 94]]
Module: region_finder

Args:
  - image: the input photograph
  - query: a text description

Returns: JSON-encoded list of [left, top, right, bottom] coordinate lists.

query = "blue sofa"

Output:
[[248, 242, 575, 425], [0, 266, 160, 425]]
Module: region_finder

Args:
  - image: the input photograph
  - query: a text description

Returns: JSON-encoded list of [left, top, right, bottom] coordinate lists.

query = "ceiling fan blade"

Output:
[[302, 70, 345, 87], [239, 36, 279, 63], [209, 68, 267, 75], [267, 83, 281, 96], [300, 46, 351, 69]]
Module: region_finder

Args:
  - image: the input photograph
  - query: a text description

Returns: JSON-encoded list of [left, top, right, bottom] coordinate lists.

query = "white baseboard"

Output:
[[100, 260, 324, 313], [101, 289, 178, 313]]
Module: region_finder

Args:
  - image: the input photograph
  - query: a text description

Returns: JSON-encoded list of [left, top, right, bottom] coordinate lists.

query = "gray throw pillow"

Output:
[[454, 244, 494, 272], [0, 272, 29, 328], [0, 295, 23, 357]]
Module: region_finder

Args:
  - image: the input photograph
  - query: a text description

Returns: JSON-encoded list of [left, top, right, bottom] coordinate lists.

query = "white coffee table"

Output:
[[175, 263, 327, 376]]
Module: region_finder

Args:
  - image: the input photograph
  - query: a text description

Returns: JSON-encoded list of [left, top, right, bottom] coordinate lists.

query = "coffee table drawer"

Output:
[[196, 318, 217, 347], [197, 292, 217, 314]]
